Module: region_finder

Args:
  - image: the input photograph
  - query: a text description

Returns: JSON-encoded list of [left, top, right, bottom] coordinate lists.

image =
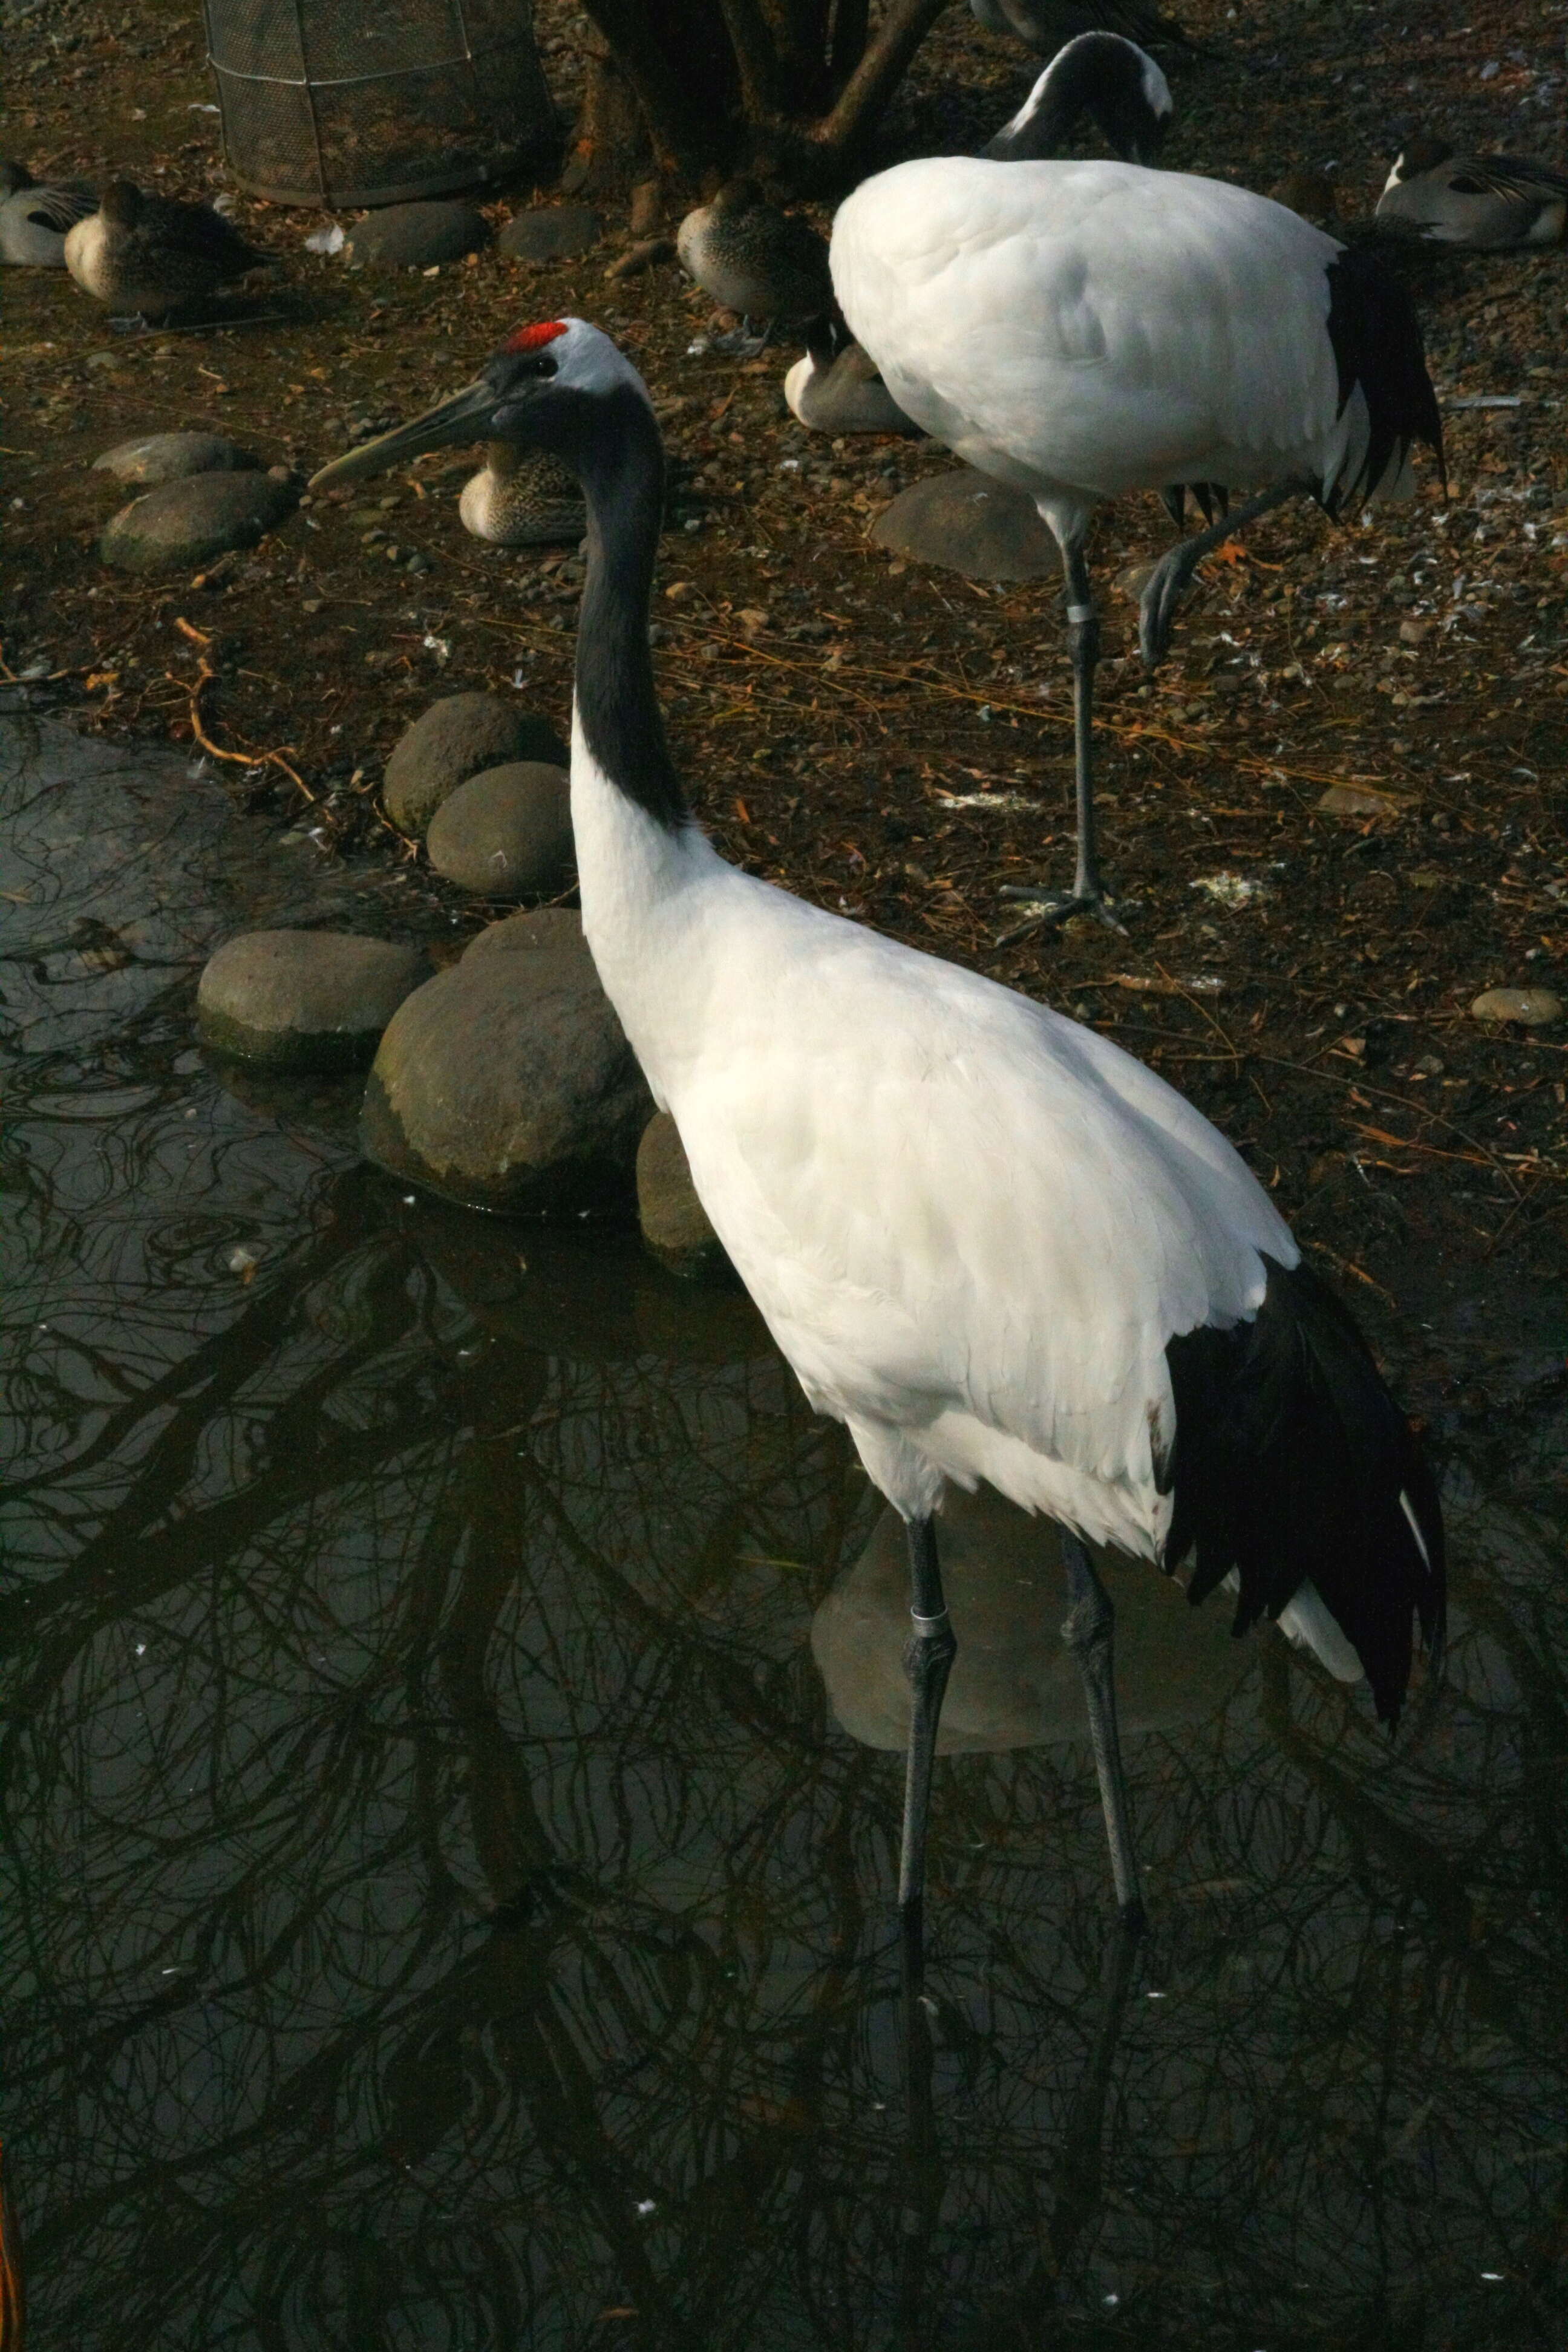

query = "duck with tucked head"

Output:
[[0, 161, 96, 267], [459, 440, 585, 546], [1376, 134, 1568, 249], [676, 178, 834, 351], [64, 178, 274, 320]]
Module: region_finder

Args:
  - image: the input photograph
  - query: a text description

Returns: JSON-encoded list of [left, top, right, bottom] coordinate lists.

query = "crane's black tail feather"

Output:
[[1163, 1256, 1445, 1724], [1321, 244, 1446, 512]]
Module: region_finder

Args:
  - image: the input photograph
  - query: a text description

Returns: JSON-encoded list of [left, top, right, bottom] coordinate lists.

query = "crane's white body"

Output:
[[831, 158, 1415, 543], [569, 724, 1356, 1674]]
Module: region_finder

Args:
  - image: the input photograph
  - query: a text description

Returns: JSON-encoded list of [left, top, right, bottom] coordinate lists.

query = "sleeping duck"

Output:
[[1376, 136, 1568, 250]]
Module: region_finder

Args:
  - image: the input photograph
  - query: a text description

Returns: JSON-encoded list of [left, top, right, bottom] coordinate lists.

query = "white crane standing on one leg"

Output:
[[829, 125, 1444, 928]]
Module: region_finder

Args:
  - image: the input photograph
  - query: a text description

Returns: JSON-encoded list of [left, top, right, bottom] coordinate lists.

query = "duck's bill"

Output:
[[308, 377, 499, 490]]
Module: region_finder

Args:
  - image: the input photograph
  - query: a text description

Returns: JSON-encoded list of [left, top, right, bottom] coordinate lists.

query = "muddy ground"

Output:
[[4, 0, 1566, 1426]]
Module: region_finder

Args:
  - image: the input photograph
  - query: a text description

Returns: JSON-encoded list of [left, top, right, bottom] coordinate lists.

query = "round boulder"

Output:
[[93, 431, 259, 487], [197, 929, 430, 1070], [347, 201, 491, 269], [464, 905, 589, 962], [1471, 985, 1561, 1028], [500, 204, 601, 261], [636, 1111, 735, 1284], [425, 761, 573, 899], [384, 693, 569, 837], [811, 1488, 1246, 1756], [870, 467, 1059, 583], [361, 936, 653, 1214], [100, 470, 299, 574]]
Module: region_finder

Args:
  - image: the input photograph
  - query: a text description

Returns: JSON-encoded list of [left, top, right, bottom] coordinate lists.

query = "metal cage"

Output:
[[204, 0, 558, 209]]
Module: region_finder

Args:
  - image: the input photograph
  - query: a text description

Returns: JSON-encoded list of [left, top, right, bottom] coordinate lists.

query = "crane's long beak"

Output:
[[308, 376, 500, 490]]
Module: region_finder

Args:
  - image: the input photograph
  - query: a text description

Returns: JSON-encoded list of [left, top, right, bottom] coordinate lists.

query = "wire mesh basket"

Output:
[[204, 0, 558, 209]]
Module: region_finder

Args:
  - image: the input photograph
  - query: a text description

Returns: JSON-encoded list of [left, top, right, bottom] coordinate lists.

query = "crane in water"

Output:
[[311, 319, 1445, 1982]]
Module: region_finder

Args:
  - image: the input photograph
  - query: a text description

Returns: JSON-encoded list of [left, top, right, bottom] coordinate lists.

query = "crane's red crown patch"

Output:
[[505, 319, 569, 353]]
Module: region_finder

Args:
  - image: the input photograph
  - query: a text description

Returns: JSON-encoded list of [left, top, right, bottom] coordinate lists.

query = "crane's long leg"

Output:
[[1060, 1532, 1146, 1933], [898, 1515, 956, 2018], [1139, 476, 1313, 668], [998, 535, 1125, 939]]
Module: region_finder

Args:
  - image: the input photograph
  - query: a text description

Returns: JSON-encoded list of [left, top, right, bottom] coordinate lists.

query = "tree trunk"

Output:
[[561, 36, 650, 197], [571, 0, 952, 204]]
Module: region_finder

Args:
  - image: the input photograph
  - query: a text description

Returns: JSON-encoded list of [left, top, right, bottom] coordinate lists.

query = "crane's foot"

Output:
[[1137, 540, 1208, 669], [707, 318, 771, 358], [996, 882, 1131, 944]]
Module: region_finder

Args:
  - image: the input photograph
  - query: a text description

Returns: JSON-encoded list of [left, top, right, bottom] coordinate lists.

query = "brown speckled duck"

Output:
[[676, 179, 833, 347], [459, 440, 586, 546], [64, 178, 273, 318]]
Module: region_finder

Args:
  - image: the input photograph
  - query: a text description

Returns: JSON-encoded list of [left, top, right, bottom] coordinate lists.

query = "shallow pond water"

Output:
[[3, 715, 1564, 2351]]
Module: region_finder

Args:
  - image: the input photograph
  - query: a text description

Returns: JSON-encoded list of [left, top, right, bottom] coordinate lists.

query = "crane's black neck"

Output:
[[563, 384, 688, 832]]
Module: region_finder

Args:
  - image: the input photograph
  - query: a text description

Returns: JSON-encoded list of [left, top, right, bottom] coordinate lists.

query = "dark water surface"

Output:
[[3, 716, 1564, 2351]]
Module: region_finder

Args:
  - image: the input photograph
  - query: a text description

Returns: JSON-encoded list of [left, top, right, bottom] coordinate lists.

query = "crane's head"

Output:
[[307, 318, 652, 494], [985, 33, 1172, 169]]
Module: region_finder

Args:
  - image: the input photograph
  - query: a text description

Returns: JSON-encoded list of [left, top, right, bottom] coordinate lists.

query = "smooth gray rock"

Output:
[[383, 693, 568, 837], [500, 204, 601, 261], [100, 469, 299, 573], [870, 466, 1059, 582], [361, 938, 653, 1213], [197, 928, 430, 1070], [463, 905, 589, 962], [425, 760, 573, 898], [1471, 985, 1561, 1027], [347, 201, 491, 269], [636, 1111, 735, 1284], [93, 430, 258, 487], [811, 1488, 1246, 1757]]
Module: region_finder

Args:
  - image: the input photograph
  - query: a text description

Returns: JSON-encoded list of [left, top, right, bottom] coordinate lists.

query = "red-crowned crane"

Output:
[[310, 319, 1445, 1991], [829, 117, 1443, 927]]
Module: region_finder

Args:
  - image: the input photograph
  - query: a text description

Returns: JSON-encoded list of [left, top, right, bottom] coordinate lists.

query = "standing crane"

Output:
[[310, 319, 1445, 1987], [829, 91, 1443, 927]]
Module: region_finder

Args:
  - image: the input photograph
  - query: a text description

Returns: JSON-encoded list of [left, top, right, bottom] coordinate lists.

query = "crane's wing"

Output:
[[666, 880, 1442, 1718], [672, 895, 1290, 1526], [831, 159, 1347, 492]]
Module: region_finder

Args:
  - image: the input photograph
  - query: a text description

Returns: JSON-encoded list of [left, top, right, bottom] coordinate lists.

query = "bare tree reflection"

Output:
[[4, 1114, 1565, 2347]]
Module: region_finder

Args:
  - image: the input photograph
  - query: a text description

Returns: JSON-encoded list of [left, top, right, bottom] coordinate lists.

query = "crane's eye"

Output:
[[524, 353, 559, 380]]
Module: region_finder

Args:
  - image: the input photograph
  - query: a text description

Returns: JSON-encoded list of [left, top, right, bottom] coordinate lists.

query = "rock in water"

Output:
[[870, 468, 1060, 583], [425, 761, 573, 898], [93, 431, 259, 486], [384, 693, 567, 837], [197, 929, 430, 1069], [636, 1111, 735, 1283], [100, 470, 299, 573], [361, 932, 653, 1213], [499, 204, 602, 261], [346, 201, 491, 269], [811, 1488, 1246, 1756]]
